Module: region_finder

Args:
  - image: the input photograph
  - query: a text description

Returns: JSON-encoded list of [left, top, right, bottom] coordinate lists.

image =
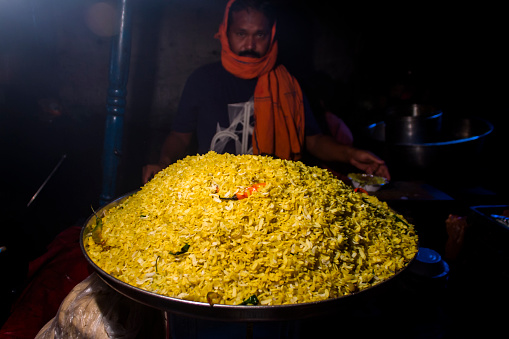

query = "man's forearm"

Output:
[[305, 134, 354, 163], [159, 131, 192, 167], [306, 133, 390, 179]]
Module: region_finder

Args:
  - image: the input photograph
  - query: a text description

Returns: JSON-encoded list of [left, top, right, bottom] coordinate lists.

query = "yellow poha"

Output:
[[84, 152, 418, 306]]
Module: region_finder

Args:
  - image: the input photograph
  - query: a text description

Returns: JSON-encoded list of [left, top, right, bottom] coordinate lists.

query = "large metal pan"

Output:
[[80, 192, 417, 322]]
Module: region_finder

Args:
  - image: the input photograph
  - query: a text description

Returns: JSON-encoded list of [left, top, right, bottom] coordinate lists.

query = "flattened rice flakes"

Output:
[[84, 152, 418, 305]]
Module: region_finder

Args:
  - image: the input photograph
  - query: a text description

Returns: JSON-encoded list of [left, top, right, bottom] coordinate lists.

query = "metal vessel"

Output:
[[80, 192, 417, 321]]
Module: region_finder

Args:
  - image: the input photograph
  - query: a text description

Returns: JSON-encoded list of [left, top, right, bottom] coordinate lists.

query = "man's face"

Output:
[[227, 9, 271, 58]]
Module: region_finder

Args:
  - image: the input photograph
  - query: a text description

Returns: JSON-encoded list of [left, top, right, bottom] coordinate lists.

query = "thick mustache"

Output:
[[238, 50, 261, 58]]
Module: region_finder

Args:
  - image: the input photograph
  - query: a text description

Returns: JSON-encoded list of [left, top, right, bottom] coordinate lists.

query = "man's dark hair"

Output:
[[227, 0, 276, 29]]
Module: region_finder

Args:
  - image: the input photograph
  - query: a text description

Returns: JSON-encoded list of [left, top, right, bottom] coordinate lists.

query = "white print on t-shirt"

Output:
[[210, 98, 254, 155]]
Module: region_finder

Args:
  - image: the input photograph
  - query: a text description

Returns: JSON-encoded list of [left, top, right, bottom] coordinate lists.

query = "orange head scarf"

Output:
[[215, 0, 305, 160]]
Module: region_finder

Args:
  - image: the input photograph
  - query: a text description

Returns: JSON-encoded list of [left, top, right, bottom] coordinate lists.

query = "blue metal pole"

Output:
[[100, 0, 132, 206]]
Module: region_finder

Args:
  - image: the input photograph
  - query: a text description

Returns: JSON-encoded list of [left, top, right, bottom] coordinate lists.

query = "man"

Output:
[[142, 0, 389, 184]]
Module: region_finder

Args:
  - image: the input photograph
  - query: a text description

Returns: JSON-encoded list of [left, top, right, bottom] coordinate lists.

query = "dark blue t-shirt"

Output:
[[173, 61, 320, 155]]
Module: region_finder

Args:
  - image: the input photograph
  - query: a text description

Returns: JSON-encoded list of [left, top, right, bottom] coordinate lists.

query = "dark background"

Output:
[[0, 1, 507, 331]]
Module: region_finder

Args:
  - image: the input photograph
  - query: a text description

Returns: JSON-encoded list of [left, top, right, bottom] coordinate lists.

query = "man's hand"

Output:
[[141, 131, 193, 184], [350, 149, 390, 180], [142, 164, 164, 184], [306, 134, 391, 180]]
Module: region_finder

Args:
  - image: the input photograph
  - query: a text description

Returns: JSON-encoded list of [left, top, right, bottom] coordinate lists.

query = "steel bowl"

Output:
[[348, 173, 389, 192], [80, 192, 417, 322]]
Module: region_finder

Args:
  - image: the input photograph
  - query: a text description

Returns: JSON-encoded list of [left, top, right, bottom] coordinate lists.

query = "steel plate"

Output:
[[80, 192, 417, 322]]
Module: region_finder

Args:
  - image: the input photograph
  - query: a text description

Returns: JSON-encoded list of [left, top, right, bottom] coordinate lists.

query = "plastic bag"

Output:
[[35, 273, 163, 339]]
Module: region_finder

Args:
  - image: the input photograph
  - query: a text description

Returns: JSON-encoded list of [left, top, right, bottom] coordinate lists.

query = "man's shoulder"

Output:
[[189, 61, 225, 79]]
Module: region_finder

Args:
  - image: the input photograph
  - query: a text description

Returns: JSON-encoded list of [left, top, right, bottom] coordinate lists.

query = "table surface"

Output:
[[372, 181, 454, 201]]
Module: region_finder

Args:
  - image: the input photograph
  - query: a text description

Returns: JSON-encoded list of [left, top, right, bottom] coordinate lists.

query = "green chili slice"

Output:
[[155, 256, 161, 273], [240, 295, 259, 305], [169, 243, 190, 255]]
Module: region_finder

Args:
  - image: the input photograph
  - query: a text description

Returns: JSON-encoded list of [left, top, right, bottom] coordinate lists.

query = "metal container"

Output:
[[80, 193, 417, 322], [384, 104, 443, 144], [365, 116, 493, 181]]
